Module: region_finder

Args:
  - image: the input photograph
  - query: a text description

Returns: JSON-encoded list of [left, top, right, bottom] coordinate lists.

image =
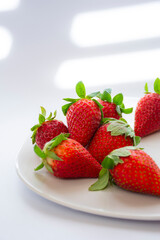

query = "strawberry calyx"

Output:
[[97, 89, 133, 117], [34, 133, 70, 173], [144, 78, 160, 94], [102, 118, 141, 146], [89, 146, 142, 191], [31, 106, 57, 144], [62, 81, 103, 116]]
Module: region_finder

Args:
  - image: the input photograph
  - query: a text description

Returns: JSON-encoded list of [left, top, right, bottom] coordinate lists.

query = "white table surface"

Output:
[[0, 1, 160, 239]]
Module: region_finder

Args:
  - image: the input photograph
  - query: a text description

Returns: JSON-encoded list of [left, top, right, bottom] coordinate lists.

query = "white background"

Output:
[[0, 0, 160, 239]]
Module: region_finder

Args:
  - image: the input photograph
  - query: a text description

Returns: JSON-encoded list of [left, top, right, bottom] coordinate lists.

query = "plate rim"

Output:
[[16, 138, 160, 222]]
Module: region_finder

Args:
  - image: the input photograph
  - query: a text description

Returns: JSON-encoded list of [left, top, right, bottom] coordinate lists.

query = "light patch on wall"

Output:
[[71, 2, 160, 47], [0, 27, 13, 60], [0, 0, 20, 11], [55, 49, 160, 89]]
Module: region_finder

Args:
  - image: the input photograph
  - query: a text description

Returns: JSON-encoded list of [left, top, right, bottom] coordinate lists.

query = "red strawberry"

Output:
[[87, 118, 140, 164], [97, 89, 133, 119], [89, 146, 160, 197], [134, 78, 160, 137], [31, 107, 68, 149], [34, 133, 102, 178], [62, 81, 103, 146]]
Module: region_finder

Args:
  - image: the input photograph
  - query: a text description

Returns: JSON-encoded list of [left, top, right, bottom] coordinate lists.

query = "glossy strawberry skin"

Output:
[[87, 123, 133, 163], [134, 93, 160, 137], [36, 120, 68, 149], [47, 138, 102, 178], [98, 99, 120, 119], [110, 149, 160, 196], [66, 99, 101, 146]]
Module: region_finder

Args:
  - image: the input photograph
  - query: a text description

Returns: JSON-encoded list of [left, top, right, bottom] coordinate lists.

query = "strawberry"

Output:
[[134, 78, 160, 137], [89, 146, 160, 197], [97, 89, 133, 119], [31, 107, 68, 149], [62, 81, 103, 146], [34, 133, 102, 178], [87, 118, 140, 163]]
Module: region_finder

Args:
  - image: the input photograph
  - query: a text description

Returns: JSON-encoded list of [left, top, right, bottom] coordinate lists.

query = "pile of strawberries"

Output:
[[31, 79, 160, 197]]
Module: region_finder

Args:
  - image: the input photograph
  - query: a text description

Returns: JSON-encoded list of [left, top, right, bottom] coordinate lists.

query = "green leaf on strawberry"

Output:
[[144, 83, 150, 94], [62, 103, 73, 116], [92, 99, 104, 120], [34, 144, 46, 159], [89, 168, 110, 191], [63, 98, 79, 103], [98, 89, 112, 102], [105, 88, 112, 94], [43, 158, 54, 173], [39, 114, 46, 124], [97, 90, 111, 102], [62, 81, 103, 119], [134, 136, 141, 146], [31, 107, 57, 144], [44, 133, 70, 151], [34, 145, 54, 173], [76, 81, 86, 98], [113, 93, 123, 105], [102, 156, 116, 169], [40, 106, 46, 117], [145, 78, 160, 95], [34, 133, 70, 173], [104, 118, 141, 146], [121, 107, 133, 114], [34, 162, 44, 171], [31, 124, 41, 132], [97, 89, 133, 117], [46, 110, 57, 121], [154, 78, 160, 94], [45, 150, 63, 161], [102, 147, 131, 169], [89, 146, 141, 191], [116, 105, 121, 116], [87, 91, 100, 98]]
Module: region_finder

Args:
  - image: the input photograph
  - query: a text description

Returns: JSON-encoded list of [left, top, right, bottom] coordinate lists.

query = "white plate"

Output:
[[16, 97, 160, 221]]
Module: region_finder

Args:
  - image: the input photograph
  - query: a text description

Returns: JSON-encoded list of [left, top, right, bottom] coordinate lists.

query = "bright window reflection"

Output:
[[55, 49, 160, 89], [0, 27, 12, 60], [71, 2, 160, 47], [0, 0, 20, 11]]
